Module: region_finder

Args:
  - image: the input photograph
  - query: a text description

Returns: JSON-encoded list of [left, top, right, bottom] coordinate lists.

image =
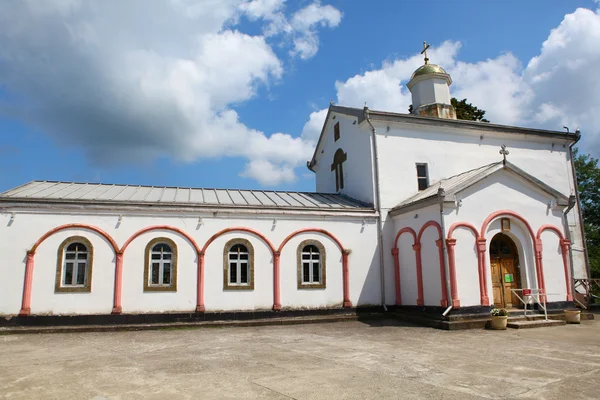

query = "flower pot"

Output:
[[490, 315, 508, 330], [564, 310, 581, 324]]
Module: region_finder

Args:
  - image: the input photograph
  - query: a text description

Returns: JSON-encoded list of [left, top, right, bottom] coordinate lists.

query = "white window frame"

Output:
[[228, 244, 250, 286], [149, 243, 173, 287], [62, 243, 89, 287], [301, 245, 322, 285], [416, 163, 429, 191]]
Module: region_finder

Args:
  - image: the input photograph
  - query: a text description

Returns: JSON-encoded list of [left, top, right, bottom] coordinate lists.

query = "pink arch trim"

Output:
[[20, 224, 120, 316], [120, 225, 201, 254], [278, 228, 351, 308], [202, 227, 275, 254], [536, 224, 573, 301], [201, 227, 276, 311], [480, 210, 536, 242], [393, 227, 417, 249], [278, 228, 344, 253], [447, 222, 479, 239], [480, 210, 544, 301], [446, 221, 481, 307], [116, 225, 203, 314], [30, 223, 119, 254], [536, 224, 565, 241], [391, 227, 418, 306], [416, 221, 448, 307]]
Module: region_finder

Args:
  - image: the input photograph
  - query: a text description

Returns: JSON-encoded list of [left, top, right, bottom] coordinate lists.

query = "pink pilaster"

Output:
[[19, 252, 35, 316], [273, 252, 281, 311], [391, 248, 401, 305], [476, 238, 489, 306], [342, 250, 351, 307], [196, 252, 205, 312], [445, 239, 460, 308], [560, 239, 573, 301], [436, 239, 449, 307], [112, 253, 123, 314], [413, 243, 424, 306]]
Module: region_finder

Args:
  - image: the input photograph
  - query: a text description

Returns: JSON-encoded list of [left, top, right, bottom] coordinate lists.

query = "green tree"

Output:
[[574, 149, 600, 278], [408, 98, 490, 122]]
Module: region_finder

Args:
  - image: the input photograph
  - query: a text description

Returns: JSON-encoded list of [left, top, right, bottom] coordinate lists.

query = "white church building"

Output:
[[0, 50, 589, 324]]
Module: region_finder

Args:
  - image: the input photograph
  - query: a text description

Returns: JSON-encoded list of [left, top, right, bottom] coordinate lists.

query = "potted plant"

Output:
[[490, 308, 509, 330], [564, 309, 581, 324]]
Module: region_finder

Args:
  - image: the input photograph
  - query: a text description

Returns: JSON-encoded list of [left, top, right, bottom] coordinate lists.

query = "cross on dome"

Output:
[[421, 41, 431, 65]]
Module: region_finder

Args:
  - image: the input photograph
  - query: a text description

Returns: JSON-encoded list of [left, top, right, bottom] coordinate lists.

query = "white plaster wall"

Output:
[[0, 211, 380, 315], [539, 230, 569, 303], [374, 122, 574, 209], [314, 112, 375, 205], [444, 170, 568, 306]]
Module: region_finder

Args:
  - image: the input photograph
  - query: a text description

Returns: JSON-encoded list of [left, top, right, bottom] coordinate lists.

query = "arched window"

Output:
[[144, 238, 178, 292], [224, 238, 254, 290], [297, 240, 326, 289], [55, 236, 93, 293]]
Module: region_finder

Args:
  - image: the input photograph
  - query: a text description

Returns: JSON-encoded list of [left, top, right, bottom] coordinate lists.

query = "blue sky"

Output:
[[1, 0, 598, 193]]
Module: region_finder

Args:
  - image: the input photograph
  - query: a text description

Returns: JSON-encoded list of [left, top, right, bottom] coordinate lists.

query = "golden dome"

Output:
[[411, 64, 448, 80]]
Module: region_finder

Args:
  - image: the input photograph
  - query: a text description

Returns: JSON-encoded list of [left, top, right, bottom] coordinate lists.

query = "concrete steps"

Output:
[[507, 319, 566, 329]]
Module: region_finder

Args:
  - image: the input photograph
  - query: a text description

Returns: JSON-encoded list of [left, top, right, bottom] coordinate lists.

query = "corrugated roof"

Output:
[[0, 181, 373, 211], [391, 160, 570, 215], [395, 162, 501, 207]]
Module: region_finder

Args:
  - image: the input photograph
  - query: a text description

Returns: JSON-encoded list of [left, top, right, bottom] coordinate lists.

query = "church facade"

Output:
[[0, 54, 588, 321]]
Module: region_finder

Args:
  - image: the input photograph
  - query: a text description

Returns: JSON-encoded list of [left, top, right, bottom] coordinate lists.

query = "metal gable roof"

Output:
[[390, 161, 570, 215], [0, 181, 374, 212]]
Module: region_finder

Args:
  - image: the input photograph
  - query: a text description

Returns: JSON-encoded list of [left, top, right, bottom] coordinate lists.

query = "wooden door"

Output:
[[491, 258, 504, 307], [501, 258, 520, 308]]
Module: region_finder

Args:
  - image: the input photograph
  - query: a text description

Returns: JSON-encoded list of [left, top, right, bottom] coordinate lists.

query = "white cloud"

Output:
[[307, 8, 600, 156], [240, 1, 342, 59], [301, 108, 328, 142], [289, 2, 342, 59], [240, 159, 297, 185], [0, 0, 340, 186]]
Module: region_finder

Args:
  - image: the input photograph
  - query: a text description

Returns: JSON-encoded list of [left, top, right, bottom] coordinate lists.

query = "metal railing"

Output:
[[573, 278, 600, 308], [510, 289, 548, 320]]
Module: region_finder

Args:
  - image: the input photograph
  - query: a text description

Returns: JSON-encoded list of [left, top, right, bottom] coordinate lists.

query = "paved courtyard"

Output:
[[1, 318, 599, 399]]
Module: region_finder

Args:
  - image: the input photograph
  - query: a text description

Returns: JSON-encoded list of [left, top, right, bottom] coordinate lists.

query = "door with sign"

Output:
[[489, 233, 521, 308]]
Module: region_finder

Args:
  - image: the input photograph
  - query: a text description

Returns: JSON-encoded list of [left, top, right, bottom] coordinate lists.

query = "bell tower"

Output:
[[407, 42, 456, 119]]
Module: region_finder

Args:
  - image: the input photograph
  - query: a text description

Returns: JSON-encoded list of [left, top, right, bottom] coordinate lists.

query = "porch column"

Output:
[[112, 252, 123, 314], [273, 251, 281, 311], [476, 238, 490, 306], [391, 248, 401, 305], [19, 251, 35, 316], [436, 239, 449, 308], [445, 238, 460, 308], [413, 243, 424, 306], [196, 252, 205, 312], [342, 249, 352, 308], [560, 239, 573, 302], [534, 239, 546, 301]]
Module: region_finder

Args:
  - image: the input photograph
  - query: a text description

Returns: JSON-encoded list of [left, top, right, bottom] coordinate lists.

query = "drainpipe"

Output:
[[568, 132, 592, 281], [364, 107, 387, 311], [438, 188, 453, 317], [563, 194, 580, 307]]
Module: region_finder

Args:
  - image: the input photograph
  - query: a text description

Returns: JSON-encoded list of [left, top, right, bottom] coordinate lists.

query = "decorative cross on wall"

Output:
[[499, 144, 510, 164], [421, 41, 430, 65]]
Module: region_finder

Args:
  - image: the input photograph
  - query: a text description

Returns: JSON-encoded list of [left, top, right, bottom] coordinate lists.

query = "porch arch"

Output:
[[480, 210, 543, 301], [278, 228, 351, 308], [391, 227, 417, 305], [20, 224, 119, 316], [536, 225, 572, 301], [446, 222, 481, 307], [417, 221, 448, 307], [199, 227, 276, 312]]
